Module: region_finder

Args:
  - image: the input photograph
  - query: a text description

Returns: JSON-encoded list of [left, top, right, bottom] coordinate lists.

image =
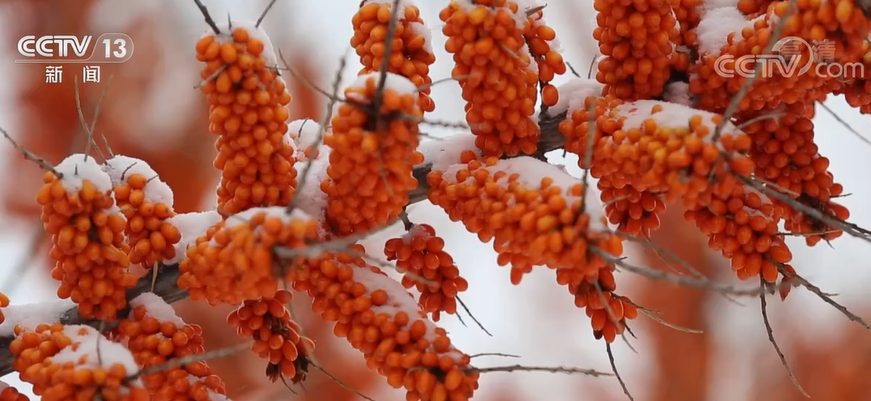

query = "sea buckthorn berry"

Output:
[[522, 5, 567, 107], [592, 0, 678, 100], [112, 293, 228, 401], [196, 22, 298, 216], [9, 324, 150, 401], [440, 0, 542, 157], [738, 102, 848, 246], [227, 289, 314, 383], [177, 207, 320, 305], [352, 0, 437, 112], [427, 154, 635, 340], [320, 72, 424, 237], [384, 224, 469, 321], [285, 244, 479, 401], [35, 154, 136, 321], [0, 382, 29, 401], [0, 291, 8, 325], [103, 156, 181, 269]]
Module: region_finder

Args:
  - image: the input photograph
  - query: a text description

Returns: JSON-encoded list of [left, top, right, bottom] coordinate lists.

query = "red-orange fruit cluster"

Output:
[[522, 6, 567, 107], [351, 0, 436, 112], [562, 267, 638, 343], [114, 294, 228, 401], [36, 155, 136, 321], [739, 102, 848, 246], [320, 73, 423, 236], [384, 224, 469, 321], [287, 245, 480, 401], [9, 324, 149, 401], [227, 289, 315, 383], [105, 156, 181, 268], [196, 24, 297, 215], [593, 0, 678, 100], [689, 0, 869, 113], [427, 152, 624, 285], [426, 152, 636, 341], [440, 0, 541, 157], [177, 207, 319, 305]]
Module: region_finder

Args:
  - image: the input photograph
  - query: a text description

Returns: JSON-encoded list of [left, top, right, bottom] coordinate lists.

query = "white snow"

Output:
[[223, 206, 313, 229], [207, 21, 278, 68], [348, 72, 418, 101], [548, 78, 604, 119], [417, 134, 480, 173], [401, 224, 433, 243], [441, 157, 606, 230], [54, 154, 113, 194], [0, 298, 76, 336], [165, 210, 222, 264], [695, 6, 766, 55], [103, 155, 175, 206], [130, 293, 184, 327], [292, 146, 331, 232], [51, 325, 142, 381], [615, 100, 743, 139], [663, 81, 695, 107], [286, 119, 322, 161], [408, 22, 434, 55], [186, 376, 232, 401]]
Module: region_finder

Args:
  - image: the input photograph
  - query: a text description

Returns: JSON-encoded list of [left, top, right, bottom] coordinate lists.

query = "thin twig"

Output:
[[308, 360, 378, 401], [775, 263, 871, 331], [456, 296, 492, 337], [469, 352, 521, 359], [192, 0, 221, 35], [126, 341, 253, 381], [819, 100, 871, 147], [469, 364, 613, 377], [759, 278, 810, 398], [256, 0, 278, 28], [0, 126, 62, 177], [606, 343, 634, 401]]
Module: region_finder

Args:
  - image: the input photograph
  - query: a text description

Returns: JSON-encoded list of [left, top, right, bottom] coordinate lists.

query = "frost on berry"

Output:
[[35, 154, 136, 321]]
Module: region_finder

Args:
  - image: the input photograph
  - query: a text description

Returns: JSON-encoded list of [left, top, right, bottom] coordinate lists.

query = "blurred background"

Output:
[[0, 1, 870, 400]]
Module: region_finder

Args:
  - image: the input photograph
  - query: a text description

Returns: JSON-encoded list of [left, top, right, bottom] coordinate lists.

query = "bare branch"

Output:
[[469, 364, 613, 377], [759, 279, 810, 398], [192, 0, 221, 35], [0, 126, 62, 177], [606, 343, 634, 401]]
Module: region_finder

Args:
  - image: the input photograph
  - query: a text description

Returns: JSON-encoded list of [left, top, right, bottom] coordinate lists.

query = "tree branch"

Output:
[[0, 111, 568, 378]]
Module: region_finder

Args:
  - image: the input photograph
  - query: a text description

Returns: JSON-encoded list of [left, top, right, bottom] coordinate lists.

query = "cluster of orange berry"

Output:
[[351, 0, 436, 112], [113, 293, 228, 401], [426, 151, 636, 340], [103, 156, 181, 269], [593, 0, 678, 100], [320, 73, 424, 236], [195, 23, 298, 215], [177, 207, 320, 305], [9, 324, 149, 401], [0, 291, 8, 325], [384, 224, 469, 321], [287, 245, 480, 401], [36, 155, 136, 321], [226, 289, 314, 383], [439, 0, 544, 157]]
